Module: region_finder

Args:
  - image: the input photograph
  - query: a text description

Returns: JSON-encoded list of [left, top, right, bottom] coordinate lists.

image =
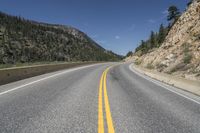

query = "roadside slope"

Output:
[[128, 0, 200, 81], [0, 62, 101, 85]]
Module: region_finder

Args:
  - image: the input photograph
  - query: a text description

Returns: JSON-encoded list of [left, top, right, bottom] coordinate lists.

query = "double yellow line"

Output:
[[98, 67, 115, 133]]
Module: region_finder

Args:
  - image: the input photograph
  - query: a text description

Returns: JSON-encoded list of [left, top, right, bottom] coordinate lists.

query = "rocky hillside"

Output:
[[0, 12, 122, 64], [130, 0, 200, 80]]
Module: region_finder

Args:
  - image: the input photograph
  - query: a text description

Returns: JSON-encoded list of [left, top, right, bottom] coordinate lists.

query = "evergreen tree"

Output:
[[140, 40, 146, 53], [126, 51, 133, 57], [167, 5, 181, 26], [158, 24, 167, 46], [187, 0, 193, 7], [149, 31, 157, 49]]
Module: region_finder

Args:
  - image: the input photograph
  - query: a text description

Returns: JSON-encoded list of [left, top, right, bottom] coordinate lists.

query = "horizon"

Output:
[[0, 0, 189, 55]]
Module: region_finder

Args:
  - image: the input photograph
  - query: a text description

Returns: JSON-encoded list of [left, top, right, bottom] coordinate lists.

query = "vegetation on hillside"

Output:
[[0, 12, 122, 64], [135, 24, 169, 56], [126, 51, 133, 57], [134, 4, 182, 56]]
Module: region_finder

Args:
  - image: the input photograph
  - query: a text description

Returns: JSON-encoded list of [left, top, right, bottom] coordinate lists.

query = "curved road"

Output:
[[0, 63, 200, 133]]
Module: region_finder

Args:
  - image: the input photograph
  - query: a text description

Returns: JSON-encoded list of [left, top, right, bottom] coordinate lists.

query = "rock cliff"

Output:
[[132, 0, 200, 80]]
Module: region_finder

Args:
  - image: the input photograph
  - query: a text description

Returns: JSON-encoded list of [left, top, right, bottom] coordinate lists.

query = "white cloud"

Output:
[[147, 10, 168, 24], [129, 24, 136, 31], [91, 34, 99, 39], [162, 10, 168, 15], [83, 22, 89, 27], [115, 35, 120, 39], [148, 19, 156, 23], [97, 40, 107, 44]]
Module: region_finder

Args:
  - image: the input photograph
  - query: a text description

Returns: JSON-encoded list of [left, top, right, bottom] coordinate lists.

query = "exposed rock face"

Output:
[[133, 0, 200, 80]]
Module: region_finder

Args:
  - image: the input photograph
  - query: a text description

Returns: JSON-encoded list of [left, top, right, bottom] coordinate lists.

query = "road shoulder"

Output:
[[129, 63, 200, 101]]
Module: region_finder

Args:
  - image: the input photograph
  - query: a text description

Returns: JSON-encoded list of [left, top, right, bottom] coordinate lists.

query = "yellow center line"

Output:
[[103, 67, 115, 133], [98, 67, 115, 133], [98, 71, 105, 133]]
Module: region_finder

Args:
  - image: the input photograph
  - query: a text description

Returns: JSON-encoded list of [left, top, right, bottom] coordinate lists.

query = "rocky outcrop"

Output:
[[131, 0, 200, 80]]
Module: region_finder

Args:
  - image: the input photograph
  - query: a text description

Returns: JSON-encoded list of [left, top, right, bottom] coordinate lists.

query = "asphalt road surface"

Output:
[[0, 63, 200, 133]]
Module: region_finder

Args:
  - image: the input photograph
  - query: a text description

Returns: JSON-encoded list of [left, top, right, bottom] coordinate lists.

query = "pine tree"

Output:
[[126, 51, 133, 57], [158, 24, 167, 46], [149, 31, 157, 49], [167, 5, 181, 26], [140, 40, 146, 53], [187, 0, 193, 7]]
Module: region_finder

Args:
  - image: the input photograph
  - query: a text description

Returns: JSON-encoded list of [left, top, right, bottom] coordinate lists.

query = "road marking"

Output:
[[98, 67, 115, 133], [98, 71, 105, 133], [0, 64, 102, 96], [103, 67, 115, 133], [129, 64, 200, 105]]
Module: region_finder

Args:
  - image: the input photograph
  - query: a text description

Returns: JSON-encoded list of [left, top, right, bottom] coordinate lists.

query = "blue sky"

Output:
[[0, 0, 189, 55]]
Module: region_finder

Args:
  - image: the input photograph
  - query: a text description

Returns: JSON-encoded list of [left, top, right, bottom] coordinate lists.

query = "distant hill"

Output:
[[0, 12, 122, 64]]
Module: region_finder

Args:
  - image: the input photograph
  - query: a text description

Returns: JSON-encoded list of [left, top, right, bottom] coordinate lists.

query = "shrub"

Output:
[[182, 43, 192, 64], [146, 63, 154, 69], [183, 43, 190, 53], [184, 53, 192, 63], [134, 59, 142, 65]]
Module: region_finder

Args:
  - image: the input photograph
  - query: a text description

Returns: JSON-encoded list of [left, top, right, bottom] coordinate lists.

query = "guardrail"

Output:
[[0, 62, 100, 85]]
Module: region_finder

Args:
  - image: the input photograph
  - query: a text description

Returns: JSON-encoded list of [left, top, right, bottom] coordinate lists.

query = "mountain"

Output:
[[0, 12, 122, 64], [128, 0, 200, 80]]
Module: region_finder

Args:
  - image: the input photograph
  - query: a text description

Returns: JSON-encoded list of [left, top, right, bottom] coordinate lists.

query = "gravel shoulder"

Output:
[[131, 64, 200, 96]]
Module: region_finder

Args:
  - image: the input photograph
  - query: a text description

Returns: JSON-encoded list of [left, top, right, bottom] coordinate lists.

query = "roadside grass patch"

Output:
[[183, 54, 192, 63], [146, 63, 154, 69], [182, 43, 192, 64], [135, 59, 142, 65]]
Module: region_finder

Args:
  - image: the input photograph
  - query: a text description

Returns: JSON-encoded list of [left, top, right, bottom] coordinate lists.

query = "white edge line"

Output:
[[0, 63, 102, 96], [129, 64, 200, 105]]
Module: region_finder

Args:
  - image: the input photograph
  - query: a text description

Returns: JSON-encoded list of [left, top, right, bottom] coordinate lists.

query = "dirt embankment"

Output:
[[0, 62, 100, 85]]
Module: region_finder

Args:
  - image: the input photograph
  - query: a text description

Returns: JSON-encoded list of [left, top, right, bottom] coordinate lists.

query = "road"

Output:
[[0, 63, 200, 133]]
